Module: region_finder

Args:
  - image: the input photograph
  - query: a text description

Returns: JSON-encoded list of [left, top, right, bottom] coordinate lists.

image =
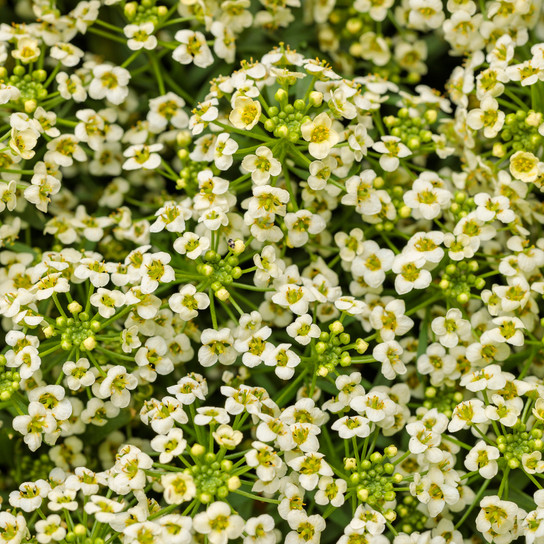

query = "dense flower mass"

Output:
[[3, 0, 544, 543]]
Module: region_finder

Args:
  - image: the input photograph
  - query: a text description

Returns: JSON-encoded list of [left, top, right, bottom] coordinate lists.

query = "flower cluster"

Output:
[[2, 1, 544, 544]]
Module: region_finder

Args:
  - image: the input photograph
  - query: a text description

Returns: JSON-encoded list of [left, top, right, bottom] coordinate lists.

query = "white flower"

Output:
[[169, 284, 210, 320], [174, 232, 210, 259], [285, 511, 326, 544], [51, 42, 84, 67], [287, 453, 333, 490], [431, 308, 471, 348], [460, 364, 506, 392], [193, 502, 245, 544], [140, 252, 175, 294], [56, 72, 87, 102], [403, 175, 451, 220], [350, 391, 396, 422], [90, 287, 125, 318], [466, 96, 504, 138], [331, 415, 371, 439], [246, 441, 284, 481], [372, 136, 411, 171], [263, 343, 300, 379], [9, 480, 51, 512], [315, 476, 347, 507], [271, 283, 316, 315], [301, 112, 339, 159], [44, 135, 86, 167], [244, 515, 277, 544], [12, 37, 40, 63], [89, 64, 131, 105], [286, 314, 321, 345], [84, 495, 125, 523], [162, 473, 196, 505], [211, 22, 236, 63], [135, 337, 174, 382], [0, 180, 17, 212], [173, 30, 214, 68], [410, 470, 459, 517], [485, 395, 522, 427], [212, 132, 238, 171], [10, 126, 39, 160], [242, 146, 282, 185], [351, 240, 394, 288], [485, 316, 525, 346], [392, 252, 432, 294], [369, 299, 414, 341], [62, 358, 95, 391], [199, 328, 237, 367], [449, 399, 488, 432], [35, 514, 66, 544], [13, 403, 57, 451], [475, 496, 518, 537], [229, 96, 262, 130], [465, 441, 500, 479], [284, 210, 326, 247], [96, 366, 138, 408], [373, 340, 407, 379], [147, 93, 188, 132], [23, 173, 60, 212], [0, 83, 20, 104], [123, 143, 163, 170], [124, 22, 157, 50]]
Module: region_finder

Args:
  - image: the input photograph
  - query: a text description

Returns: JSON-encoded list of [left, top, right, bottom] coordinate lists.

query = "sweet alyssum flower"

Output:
[[2, 4, 544, 544]]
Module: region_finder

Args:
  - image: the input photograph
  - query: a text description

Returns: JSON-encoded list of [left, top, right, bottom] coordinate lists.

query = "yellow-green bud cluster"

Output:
[[384, 108, 436, 151], [187, 450, 241, 503], [346, 447, 402, 510]]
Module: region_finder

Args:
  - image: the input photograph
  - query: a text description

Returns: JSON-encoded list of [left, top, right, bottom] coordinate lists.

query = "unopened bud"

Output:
[[82, 336, 96, 351], [317, 366, 329, 377], [74, 525, 86, 537], [191, 444, 206, 456], [199, 492, 212, 504], [424, 110, 437, 123], [508, 457, 520, 469], [457, 292, 469, 304], [370, 452, 382, 463], [215, 288, 230, 301], [176, 130, 191, 147], [344, 457, 357, 470], [227, 476, 241, 491], [276, 125, 289, 138], [384, 445, 398, 458], [315, 342, 327, 354], [355, 339, 368, 354], [357, 487, 369, 501], [124, 1, 137, 17], [309, 91, 323, 107], [492, 142, 506, 157], [330, 321, 344, 334], [384, 510, 397, 521], [24, 99, 37, 114], [232, 240, 245, 255], [274, 88, 288, 104], [201, 264, 214, 276], [399, 205, 411, 218], [68, 301, 82, 315]]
